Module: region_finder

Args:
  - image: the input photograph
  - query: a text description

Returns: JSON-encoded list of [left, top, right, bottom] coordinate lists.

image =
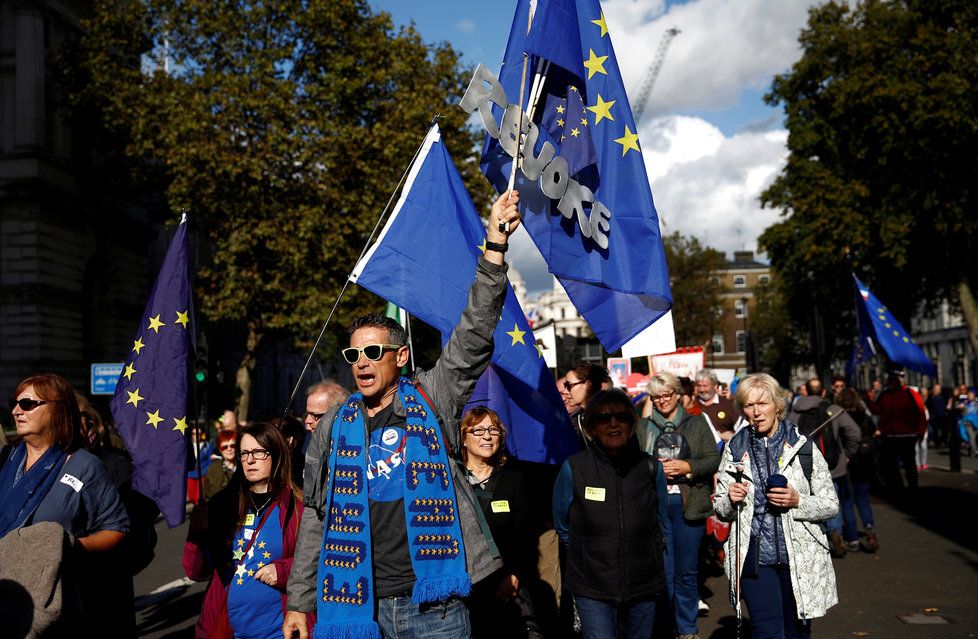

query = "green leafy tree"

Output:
[[67, 0, 484, 418], [662, 232, 728, 348], [759, 0, 978, 376]]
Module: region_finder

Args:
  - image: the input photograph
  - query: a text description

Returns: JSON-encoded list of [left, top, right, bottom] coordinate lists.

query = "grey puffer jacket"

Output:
[[286, 257, 507, 613]]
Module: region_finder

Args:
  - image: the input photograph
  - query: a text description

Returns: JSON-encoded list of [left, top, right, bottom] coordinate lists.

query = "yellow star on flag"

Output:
[[123, 363, 137, 381], [903, 337, 910, 343], [247, 569, 255, 577], [506, 324, 526, 346], [477, 239, 486, 253], [614, 126, 641, 156], [556, 118, 565, 127], [263, 551, 271, 559], [126, 388, 144, 407], [173, 416, 188, 434], [147, 314, 165, 333], [884, 323, 891, 328], [132, 338, 145, 354], [235, 563, 247, 575], [571, 127, 581, 138], [581, 117, 588, 126], [536, 343, 545, 358], [258, 541, 266, 549], [591, 12, 609, 37], [146, 409, 164, 429], [892, 330, 899, 336], [233, 549, 245, 560], [175, 310, 190, 329], [237, 539, 245, 547], [587, 94, 616, 125], [257, 561, 265, 568], [583, 49, 609, 80], [556, 104, 565, 114]]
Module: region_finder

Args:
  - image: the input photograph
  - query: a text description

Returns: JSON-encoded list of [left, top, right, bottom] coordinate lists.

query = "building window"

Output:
[[758, 275, 770, 284], [735, 299, 748, 319], [714, 305, 724, 318], [736, 330, 747, 353], [712, 334, 725, 355], [733, 275, 747, 288]]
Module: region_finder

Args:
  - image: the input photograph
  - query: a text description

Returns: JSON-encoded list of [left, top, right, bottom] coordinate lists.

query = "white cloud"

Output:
[[456, 18, 476, 34], [602, 0, 813, 117]]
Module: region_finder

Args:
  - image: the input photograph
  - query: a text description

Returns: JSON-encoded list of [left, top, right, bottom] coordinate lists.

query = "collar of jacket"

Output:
[[727, 420, 804, 466]]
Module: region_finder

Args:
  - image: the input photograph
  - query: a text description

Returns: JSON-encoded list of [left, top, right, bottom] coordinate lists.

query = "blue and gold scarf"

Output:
[[314, 378, 470, 639]]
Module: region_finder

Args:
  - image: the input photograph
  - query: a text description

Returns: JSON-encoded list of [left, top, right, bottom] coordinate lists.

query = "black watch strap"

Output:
[[484, 240, 508, 253]]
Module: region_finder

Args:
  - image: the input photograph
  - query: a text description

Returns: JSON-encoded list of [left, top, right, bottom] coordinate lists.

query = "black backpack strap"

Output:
[[798, 437, 814, 488]]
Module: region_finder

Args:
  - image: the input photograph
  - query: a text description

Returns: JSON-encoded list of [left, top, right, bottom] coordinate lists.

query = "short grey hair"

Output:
[[647, 372, 682, 397], [734, 373, 787, 420], [306, 380, 349, 409], [695, 369, 718, 386]]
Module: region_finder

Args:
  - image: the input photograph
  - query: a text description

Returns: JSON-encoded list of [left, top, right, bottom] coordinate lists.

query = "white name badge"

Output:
[[244, 514, 256, 527], [491, 500, 510, 513], [60, 474, 84, 493], [584, 486, 606, 502]]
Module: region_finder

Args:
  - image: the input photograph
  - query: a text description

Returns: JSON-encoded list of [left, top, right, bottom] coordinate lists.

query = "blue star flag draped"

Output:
[[852, 274, 936, 377], [350, 125, 579, 465], [479, 0, 672, 352], [110, 220, 192, 527]]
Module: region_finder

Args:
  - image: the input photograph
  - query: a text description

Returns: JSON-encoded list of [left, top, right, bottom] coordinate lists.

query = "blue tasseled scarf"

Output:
[[314, 378, 471, 639]]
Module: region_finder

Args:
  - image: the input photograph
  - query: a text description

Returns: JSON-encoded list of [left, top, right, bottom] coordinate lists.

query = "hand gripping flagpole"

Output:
[[282, 119, 437, 415], [733, 463, 745, 638]]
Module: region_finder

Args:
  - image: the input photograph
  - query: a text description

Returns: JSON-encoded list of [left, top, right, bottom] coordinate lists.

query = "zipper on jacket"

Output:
[[618, 472, 625, 601], [764, 438, 783, 565]]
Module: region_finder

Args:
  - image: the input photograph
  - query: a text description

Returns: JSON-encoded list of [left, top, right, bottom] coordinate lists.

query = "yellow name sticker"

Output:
[[244, 514, 256, 527], [585, 486, 606, 502], [491, 500, 511, 513]]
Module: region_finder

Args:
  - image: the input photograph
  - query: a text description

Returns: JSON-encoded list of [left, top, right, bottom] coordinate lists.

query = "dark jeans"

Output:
[[825, 477, 858, 542], [573, 595, 656, 639], [376, 595, 470, 639], [663, 494, 705, 634], [852, 480, 874, 528], [880, 435, 918, 490], [741, 564, 811, 639]]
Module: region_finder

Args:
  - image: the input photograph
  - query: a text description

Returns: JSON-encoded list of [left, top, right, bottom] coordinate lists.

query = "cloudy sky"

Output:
[[371, 0, 816, 294]]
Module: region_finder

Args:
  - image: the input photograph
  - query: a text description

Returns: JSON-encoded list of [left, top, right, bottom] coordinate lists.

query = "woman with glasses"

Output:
[[553, 390, 670, 639], [0, 374, 130, 636], [563, 362, 612, 447], [460, 407, 541, 638], [638, 372, 720, 639], [184, 422, 314, 638], [203, 429, 238, 501]]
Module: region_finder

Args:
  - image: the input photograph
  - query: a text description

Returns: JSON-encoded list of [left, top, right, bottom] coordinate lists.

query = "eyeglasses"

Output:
[[220, 444, 236, 451], [9, 398, 47, 412], [239, 448, 270, 460], [341, 343, 402, 365], [563, 380, 587, 392], [593, 411, 633, 425], [306, 411, 326, 421], [467, 427, 502, 437], [651, 392, 676, 404]]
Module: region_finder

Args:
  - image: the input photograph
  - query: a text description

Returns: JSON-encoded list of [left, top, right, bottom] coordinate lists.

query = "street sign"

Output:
[[91, 362, 124, 396]]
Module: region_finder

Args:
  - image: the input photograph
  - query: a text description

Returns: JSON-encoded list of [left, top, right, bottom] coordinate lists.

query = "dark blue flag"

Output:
[[852, 274, 936, 377], [540, 85, 598, 177], [110, 219, 192, 527], [478, 0, 672, 352], [350, 125, 579, 464]]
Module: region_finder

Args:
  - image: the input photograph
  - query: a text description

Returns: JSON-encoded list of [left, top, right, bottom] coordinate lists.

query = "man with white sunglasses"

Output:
[[284, 192, 522, 639]]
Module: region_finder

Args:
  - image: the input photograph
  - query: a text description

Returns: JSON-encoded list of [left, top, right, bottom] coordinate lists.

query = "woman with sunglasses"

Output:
[[1, 374, 130, 636], [184, 422, 314, 638], [460, 407, 541, 638], [638, 372, 720, 639], [563, 362, 612, 447], [203, 429, 238, 501], [553, 389, 670, 639]]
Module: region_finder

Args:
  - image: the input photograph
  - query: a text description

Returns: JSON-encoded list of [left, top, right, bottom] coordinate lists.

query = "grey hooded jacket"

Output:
[[286, 256, 507, 612]]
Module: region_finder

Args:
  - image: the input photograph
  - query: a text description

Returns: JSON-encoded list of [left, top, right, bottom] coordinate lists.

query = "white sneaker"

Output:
[[698, 599, 710, 613]]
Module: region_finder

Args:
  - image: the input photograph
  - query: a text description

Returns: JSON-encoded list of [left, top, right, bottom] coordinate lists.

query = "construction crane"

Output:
[[632, 27, 680, 125]]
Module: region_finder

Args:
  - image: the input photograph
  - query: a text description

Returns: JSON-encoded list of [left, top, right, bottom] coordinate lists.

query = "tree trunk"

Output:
[[957, 282, 978, 366], [235, 323, 263, 423]]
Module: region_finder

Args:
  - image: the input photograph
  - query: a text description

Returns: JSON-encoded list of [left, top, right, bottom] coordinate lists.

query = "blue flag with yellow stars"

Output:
[[478, 0, 672, 352], [350, 125, 580, 465], [540, 85, 597, 177], [852, 274, 936, 377], [110, 218, 192, 527]]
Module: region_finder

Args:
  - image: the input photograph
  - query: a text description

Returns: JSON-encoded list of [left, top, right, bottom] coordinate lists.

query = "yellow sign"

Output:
[[491, 500, 511, 513], [244, 514, 255, 527]]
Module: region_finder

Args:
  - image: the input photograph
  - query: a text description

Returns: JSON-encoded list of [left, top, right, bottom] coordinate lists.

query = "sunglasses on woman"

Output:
[[9, 398, 47, 412], [341, 343, 401, 365], [593, 410, 633, 425]]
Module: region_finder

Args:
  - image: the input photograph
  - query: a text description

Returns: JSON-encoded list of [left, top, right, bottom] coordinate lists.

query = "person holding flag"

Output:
[[283, 192, 522, 639]]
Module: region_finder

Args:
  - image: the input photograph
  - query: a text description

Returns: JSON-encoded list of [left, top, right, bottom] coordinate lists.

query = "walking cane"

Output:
[[732, 463, 745, 639]]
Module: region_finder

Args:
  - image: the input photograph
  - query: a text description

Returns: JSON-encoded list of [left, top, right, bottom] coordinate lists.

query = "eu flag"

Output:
[[110, 219, 192, 527], [350, 125, 580, 464], [478, 0, 672, 352], [852, 274, 936, 377]]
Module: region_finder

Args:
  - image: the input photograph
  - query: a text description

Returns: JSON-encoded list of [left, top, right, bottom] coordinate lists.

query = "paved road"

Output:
[[134, 446, 978, 637]]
